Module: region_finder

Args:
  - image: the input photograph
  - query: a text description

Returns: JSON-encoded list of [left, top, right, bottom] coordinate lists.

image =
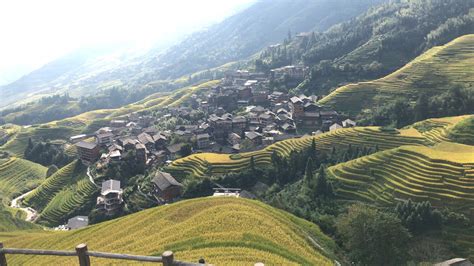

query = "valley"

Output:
[[0, 0, 473, 265]]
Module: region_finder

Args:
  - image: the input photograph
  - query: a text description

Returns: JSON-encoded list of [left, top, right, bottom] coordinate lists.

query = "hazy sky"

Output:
[[0, 0, 254, 84]]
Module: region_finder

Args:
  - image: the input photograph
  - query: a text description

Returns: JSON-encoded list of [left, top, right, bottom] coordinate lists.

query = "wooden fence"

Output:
[[0, 243, 203, 266]]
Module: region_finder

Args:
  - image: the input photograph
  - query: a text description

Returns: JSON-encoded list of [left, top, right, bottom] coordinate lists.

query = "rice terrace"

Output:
[[0, 0, 473, 265]]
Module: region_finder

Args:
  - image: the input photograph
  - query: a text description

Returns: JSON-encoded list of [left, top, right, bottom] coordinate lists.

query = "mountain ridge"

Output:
[[0, 0, 384, 109]]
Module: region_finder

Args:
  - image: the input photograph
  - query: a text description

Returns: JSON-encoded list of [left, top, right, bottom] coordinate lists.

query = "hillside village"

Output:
[[69, 66, 356, 218], [1, 1, 473, 265], [73, 66, 354, 168]]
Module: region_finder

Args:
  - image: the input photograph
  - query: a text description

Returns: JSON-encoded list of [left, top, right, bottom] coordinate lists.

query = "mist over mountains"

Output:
[[0, 0, 384, 109]]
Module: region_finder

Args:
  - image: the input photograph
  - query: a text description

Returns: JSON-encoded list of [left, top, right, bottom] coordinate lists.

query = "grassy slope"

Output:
[[36, 177, 98, 227], [0, 81, 219, 157], [1, 197, 337, 265], [0, 125, 80, 158], [319, 34, 474, 115], [444, 226, 474, 261], [21, 160, 99, 227], [167, 116, 472, 179], [448, 116, 474, 145], [23, 160, 81, 211], [0, 157, 47, 203], [327, 142, 474, 209], [409, 115, 472, 144], [0, 205, 39, 232]]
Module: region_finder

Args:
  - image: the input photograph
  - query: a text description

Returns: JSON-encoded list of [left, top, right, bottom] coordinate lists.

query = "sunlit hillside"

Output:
[[2, 197, 338, 265], [319, 34, 474, 115]]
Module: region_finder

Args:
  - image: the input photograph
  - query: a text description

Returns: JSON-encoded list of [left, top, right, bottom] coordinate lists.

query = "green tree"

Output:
[[395, 200, 443, 234], [24, 138, 34, 157], [304, 157, 314, 186], [249, 156, 256, 172], [337, 204, 411, 266], [309, 138, 317, 159], [414, 93, 429, 121], [315, 165, 332, 198], [179, 144, 192, 157]]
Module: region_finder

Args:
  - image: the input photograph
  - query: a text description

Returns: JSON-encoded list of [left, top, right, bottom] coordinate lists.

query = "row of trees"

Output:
[[358, 87, 474, 128], [24, 138, 73, 167]]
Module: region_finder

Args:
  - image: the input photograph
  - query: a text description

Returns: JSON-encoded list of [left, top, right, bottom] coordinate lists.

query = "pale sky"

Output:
[[0, 0, 254, 84]]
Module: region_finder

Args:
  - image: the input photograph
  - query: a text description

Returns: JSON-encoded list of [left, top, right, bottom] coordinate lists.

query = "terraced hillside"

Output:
[[409, 115, 473, 144], [447, 116, 474, 145], [167, 126, 427, 178], [23, 160, 84, 211], [0, 157, 47, 203], [2, 197, 337, 265], [18, 160, 98, 226], [0, 125, 79, 158], [36, 177, 98, 226], [47, 80, 220, 128], [327, 142, 474, 209], [0, 81, 219, 157], [319, 34, 474, 115], [0, 124, 21, 146]]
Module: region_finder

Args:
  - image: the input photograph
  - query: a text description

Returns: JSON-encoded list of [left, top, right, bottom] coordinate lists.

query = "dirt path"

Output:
[[87, 166, 100, 188], [10, 190, 38, 222]]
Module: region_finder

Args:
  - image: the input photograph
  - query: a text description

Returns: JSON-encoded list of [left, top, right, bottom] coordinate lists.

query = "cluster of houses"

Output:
[[72, 66, 355, 167], [161, 68, 355, 152], [59, 169, 184, 227], [73, 122, 179, 166], [94, 171, 183, 216], [68, 66, 357, 217]]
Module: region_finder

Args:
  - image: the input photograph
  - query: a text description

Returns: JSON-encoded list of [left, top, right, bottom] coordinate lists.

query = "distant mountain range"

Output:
[[0, 0, 384, 109]]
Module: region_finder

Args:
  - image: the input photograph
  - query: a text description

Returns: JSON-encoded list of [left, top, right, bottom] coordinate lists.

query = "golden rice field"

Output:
[[166, 126, 429, 178], [327, 142, 474, 208], [49, 80, 220, 125], [319, 34, 474, 114], [409, 115, 472, 144], [166, 115, 472, 179], [1, 197, 337, 265], [0, 157, 47, 203]]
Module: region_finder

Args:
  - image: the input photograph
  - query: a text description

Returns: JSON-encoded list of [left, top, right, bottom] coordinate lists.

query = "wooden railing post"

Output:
[[75, 243, 90, 266], [162, 251, 173, 266], [0, 243, 7, 266]]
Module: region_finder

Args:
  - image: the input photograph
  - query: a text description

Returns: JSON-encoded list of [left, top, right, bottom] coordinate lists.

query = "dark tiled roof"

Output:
[[138, 132, 154, 145], [97, 132, 114, 138], [67, 216, 89, 229], [245, 131, 262, 140], [166, 143, 185, 153], [320, 110, 338, 116], [232, 116, 247, 123], [290, 96, 302, 104], [152, 171, 183, 190], [76, 141, 98, 150], [196, 133, 210, 140], [101, 179, 121, 194]]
